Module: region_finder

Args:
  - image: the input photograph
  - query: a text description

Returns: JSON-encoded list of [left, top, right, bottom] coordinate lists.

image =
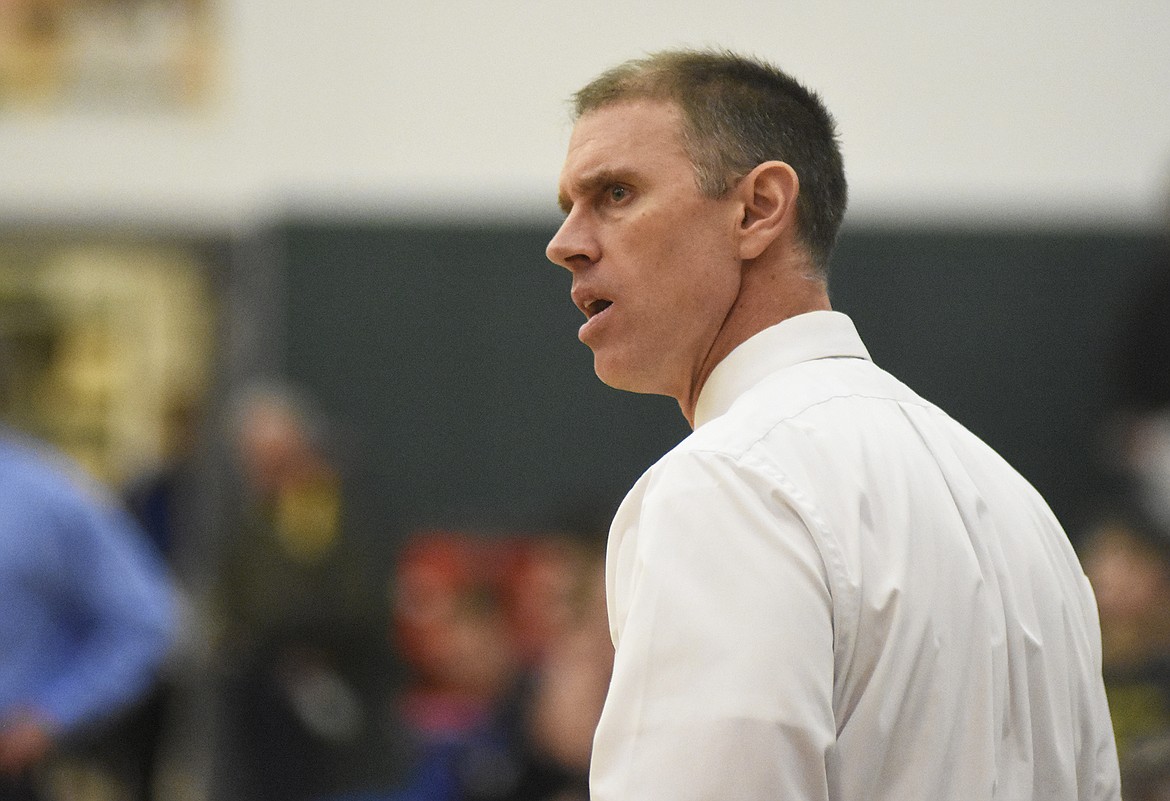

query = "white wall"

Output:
[[2, 0, 1169, 231]]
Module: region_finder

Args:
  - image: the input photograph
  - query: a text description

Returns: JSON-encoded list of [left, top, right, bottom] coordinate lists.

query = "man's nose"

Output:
[[546, 211, 598, 271]]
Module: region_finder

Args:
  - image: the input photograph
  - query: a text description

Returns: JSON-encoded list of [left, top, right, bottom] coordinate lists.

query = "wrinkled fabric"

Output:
[[591, 311, 1120, 801]]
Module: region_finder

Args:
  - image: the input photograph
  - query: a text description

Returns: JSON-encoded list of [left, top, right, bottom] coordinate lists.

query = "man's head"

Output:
[[570, 49, 847, 272], [546, 49, 844, 424], [232, 382, 332, 495]]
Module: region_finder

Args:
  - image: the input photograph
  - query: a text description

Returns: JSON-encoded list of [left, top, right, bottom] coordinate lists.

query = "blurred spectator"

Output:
[[1081, 495, 1170, 780], [124, 390, 205, 565], [1108, 195, 1170, 533], [1112, 270, 1170, 532], [1091, 173, 1170, 798], [392, 532, 520, 743], [101, 390, 207, 801], [0, 425, 176, 801], [339, 528, 611, 801], [206, 382, 390, 801], [525, 550, 611, 783], [1123, 731, 1170, 801]]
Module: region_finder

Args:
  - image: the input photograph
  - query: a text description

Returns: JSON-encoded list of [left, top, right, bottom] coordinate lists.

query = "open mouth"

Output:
[[585, 299, 613, 318]]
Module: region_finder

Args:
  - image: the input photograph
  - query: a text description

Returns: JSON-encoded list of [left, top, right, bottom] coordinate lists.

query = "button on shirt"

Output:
[[590, 311, 1120, 801]]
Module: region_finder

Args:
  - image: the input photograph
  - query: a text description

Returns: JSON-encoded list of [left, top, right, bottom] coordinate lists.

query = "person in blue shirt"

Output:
[[0, 428, 176, 800]]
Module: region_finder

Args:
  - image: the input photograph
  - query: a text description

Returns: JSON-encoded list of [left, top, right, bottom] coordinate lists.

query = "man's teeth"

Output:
[[588, 300, 613, 317]]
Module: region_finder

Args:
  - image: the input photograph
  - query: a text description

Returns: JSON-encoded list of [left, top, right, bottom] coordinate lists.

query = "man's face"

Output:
[[546, 100, 744, 401]]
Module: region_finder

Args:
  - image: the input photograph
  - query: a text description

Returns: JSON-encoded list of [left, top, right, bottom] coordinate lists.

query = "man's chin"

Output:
[[592, 356, 666, 397]]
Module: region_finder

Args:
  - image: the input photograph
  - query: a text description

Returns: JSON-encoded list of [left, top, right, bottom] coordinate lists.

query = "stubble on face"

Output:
[[549, 101, 745, 409]]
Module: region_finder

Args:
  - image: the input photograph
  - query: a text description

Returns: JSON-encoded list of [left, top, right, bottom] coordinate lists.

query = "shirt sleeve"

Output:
[[35, 481, 176, 732], [591, 449, 836, 801]]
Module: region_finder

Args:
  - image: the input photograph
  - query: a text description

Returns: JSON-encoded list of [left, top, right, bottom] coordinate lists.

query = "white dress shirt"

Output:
[[590, 311, 1120, 801]]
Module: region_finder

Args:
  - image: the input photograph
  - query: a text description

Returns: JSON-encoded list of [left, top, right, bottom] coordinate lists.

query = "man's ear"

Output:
[[736, 161, 799, 261]]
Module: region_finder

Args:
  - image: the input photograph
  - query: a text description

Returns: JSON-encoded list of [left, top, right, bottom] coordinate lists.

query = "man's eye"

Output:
[[609, 186, 629, 202]]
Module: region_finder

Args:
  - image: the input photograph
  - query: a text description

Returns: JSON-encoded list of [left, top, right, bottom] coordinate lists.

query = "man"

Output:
[[0, 427, 176, 800], [545, 49, 1120, 800]]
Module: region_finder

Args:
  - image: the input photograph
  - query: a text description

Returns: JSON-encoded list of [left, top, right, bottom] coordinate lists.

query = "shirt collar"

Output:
[[693, 310, 872, 429]]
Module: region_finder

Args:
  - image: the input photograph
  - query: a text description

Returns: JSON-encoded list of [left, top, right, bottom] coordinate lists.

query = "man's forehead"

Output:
[[569, 98, 682, 146], [559, 99, 686, 181]]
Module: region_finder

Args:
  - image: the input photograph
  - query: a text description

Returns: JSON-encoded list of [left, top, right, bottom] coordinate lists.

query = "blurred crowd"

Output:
[[1, 373, 612, 801], [1083, 239, 1170, 800], [2, 235, 1170, 801]]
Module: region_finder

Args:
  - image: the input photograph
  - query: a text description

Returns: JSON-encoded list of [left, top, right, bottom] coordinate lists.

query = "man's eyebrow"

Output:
[[556, 168, 632, 216]]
